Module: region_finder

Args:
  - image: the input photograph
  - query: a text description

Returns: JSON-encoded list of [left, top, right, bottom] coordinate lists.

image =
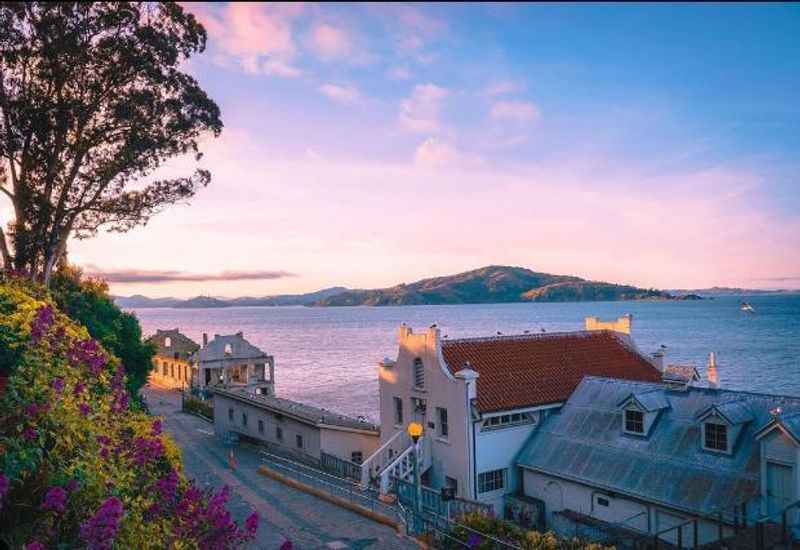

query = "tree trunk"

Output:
[[42, 227, 70, 287], [0, 225, 11, 269]]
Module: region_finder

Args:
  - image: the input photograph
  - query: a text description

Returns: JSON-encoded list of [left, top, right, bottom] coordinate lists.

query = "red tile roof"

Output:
[[441, 330, 662, 413]]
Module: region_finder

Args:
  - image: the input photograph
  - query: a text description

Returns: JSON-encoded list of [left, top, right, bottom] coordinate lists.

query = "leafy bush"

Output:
[[183, 395, 214, 421], [451, 513, 614, 550], [49, 266, 156, 398], [0, 282, 258, 549]]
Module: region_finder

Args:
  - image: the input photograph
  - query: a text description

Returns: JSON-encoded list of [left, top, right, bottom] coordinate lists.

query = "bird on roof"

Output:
[[523, 330, 530, 334], [497, 331, 502, 335], [430, 323, 438, 328], [541, 328, 547, 333]]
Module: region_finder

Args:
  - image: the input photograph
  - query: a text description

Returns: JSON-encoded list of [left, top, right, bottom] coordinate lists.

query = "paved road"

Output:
[[143, 386, 417, 550]]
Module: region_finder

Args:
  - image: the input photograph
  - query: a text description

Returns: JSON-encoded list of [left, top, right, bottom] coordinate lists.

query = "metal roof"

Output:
[[517, 377, 800, 516], [695, 400, 755, 425], [619, 389, 670, 412]]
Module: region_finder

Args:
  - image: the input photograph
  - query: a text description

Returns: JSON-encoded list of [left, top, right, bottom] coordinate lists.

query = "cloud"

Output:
[[185, 3, 303, 76], [753, 276, 800, 282], [319, 83, 360, 104], [490, 100, 540, 123], [307, 23, 352, 60], [399, 84, 449, 133], [387, 66, 412, 80], [84, 266, 295, 284], [485, 81, 522, 96], [414, 138, 483, 168]]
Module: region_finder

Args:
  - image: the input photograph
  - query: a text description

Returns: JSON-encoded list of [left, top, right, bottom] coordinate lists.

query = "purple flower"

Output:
[[151, 419, 162, 436], [111, 391, 129, 413], [80, 496, 124, 550], [130, 436, 164, 466], [51, 377, 65, 394], [42, 486, 67, 514], [245, 511, 259, 535], [66, 479, 80, 493], [155, 469, 179, 502], [0, 473, 9, 511], [25, 542, 46, 550], [79, 402, 91, 417], [279, 540, 293, 550], [73, 381, 86, 396], [22, 427, 37, 441], [30, 305, 55, 342], [25, 403, 39, 417], [68, 339, 107, 375], [467, 533, 483, 548]]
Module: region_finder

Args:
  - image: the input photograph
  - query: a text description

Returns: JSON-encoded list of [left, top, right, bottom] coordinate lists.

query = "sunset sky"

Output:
[[50, 3, 800, 297]]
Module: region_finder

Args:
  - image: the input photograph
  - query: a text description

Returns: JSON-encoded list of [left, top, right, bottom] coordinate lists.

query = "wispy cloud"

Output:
[[485, 81, 522, 96], [753, 276, 800, 282], [306, 22, 353, 60], [414, 138, 483, 168], [490, 100, 540, 123], [399, 84, 449, 133], [319, 83, 360, 104], [85, 266, 295, 284]]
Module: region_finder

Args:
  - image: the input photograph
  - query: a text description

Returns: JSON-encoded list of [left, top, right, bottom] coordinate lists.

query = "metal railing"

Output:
[[320, 451, 362, 482]]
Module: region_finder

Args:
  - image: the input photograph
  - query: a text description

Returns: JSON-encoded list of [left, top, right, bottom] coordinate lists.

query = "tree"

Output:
[[49, 265, 155, 397], [0, 2, 222, 285]]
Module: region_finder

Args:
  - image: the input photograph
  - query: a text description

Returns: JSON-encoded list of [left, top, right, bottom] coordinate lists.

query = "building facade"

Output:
[[370, 317, 663, 511], [517, 376, 800, 546], [212, 387, 380, 467], [147, 329, 200, 390], [196, 332, 275, 396]]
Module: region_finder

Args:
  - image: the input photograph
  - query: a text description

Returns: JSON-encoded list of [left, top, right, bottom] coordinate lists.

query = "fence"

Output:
[[395, 477, 492, 519], [320, 451, 362, 482], [181, 392, 213, 420]]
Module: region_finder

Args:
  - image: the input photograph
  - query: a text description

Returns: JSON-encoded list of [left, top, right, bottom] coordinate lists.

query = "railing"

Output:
[[320, 451, 362, 482], [753, 498, 800, 550], [359, 429, 412, 487], [395, 478, 493, 520]]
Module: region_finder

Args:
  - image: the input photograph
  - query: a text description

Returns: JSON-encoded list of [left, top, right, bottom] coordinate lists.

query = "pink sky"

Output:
[[9, 3, 798, 298]]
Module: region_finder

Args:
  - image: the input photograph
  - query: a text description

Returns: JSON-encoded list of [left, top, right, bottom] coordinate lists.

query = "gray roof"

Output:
[[214, 387, 379, 432], [663, 365, 701, 384], [755, 412, 800, 445], [696, 399, 755, 425], [517, 376, 800, 517], [196, 333, 269, 364], [619, 389, 670, 412]]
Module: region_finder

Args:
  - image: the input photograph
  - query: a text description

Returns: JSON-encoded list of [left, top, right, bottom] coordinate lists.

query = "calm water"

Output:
[[131, 295, 800, 421]]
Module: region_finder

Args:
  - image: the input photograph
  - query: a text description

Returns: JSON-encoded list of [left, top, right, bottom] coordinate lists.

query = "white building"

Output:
[[516, 376, 800, 546], [195, 332, 275, 396], [363, 316, 663, 512]]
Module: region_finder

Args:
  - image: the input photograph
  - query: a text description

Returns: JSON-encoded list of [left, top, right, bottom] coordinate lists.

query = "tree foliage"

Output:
[[49, 265, 155, 397], [0, 2, 222, 284]]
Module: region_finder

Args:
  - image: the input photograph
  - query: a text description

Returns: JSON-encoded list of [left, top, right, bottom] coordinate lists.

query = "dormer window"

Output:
[[703, 422, 728, 452], [224, 343, 233, 355], [625, 409, 645, 434], [413, 358, 425, 389]]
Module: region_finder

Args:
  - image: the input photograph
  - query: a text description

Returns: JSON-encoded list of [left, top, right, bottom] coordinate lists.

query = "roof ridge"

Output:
[[442, 329, 616, 345], [582, 376, 800, 403]]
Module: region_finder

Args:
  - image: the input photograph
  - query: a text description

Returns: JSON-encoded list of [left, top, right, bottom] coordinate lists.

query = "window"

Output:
[[482, 412, 535, 429], [224, 343, 233, 355], [162, 363, 167, 376], [351, 451, 363, 464], [276, 426, 283, 441], [445, 476, 458, 495], [597, 497, 610, 507], [704, 422, 728, 452], [164, 337, 172, 348], [625, 409, 645, 434], [258, 420, 264, 434], [437, 407, 449, 438], [241, 413, 247, 426], [296, 434, 303, 449], [394, 396, 404, 425], [413, 358, 425, 388], [228, 408, 234, 421], [478, 469, 506, 493]]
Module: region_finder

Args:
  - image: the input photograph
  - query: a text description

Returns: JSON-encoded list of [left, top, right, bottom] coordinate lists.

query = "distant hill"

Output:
[[114, 287, 351, 309], [669, 286, 796, 296], [316, 265, 673, 306]]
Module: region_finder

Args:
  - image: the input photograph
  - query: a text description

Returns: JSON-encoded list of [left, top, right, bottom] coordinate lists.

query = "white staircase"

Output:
[[360, 430, 431, 493]]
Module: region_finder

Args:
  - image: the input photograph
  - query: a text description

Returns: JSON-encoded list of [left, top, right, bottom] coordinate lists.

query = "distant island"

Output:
[[668, 286, 796, 297], [114, 266, 687, 308]]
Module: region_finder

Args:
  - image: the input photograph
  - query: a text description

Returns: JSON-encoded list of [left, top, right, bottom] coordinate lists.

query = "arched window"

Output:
[[224, 343, 233, 355], [164, 336, 172, 348]]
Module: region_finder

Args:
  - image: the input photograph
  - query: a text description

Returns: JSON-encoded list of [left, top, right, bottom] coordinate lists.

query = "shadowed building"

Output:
[[196, 332, 275, 396]]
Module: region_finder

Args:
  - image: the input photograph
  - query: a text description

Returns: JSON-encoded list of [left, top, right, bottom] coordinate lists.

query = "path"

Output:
[[143, 386, 417, 550]]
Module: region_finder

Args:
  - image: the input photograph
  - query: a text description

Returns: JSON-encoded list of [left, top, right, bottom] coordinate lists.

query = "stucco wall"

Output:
[[320, 428, 380, 462], [522, 468, 731, 545], [149, 355, 193, 390], [213, 393, 322, 460], [378, 326, 474, 499]]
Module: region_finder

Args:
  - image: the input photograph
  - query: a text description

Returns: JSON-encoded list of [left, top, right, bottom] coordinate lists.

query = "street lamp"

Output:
[[407, 422, 424, 516]]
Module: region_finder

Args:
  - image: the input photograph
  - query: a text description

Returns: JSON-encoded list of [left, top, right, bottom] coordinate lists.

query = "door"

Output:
[[767, 462, 794, 516]]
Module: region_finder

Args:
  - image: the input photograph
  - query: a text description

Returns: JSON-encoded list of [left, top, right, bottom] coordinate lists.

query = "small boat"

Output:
[[740, 302, 755, 313]]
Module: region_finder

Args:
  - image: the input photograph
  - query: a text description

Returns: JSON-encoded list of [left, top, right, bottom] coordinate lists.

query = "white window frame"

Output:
[[478, 469, 506, 494], [623, 407, 645, 435], [703, 421, 730, 453], [481, 412, 535, 430], [413, 358, 425, 389], [437, 407, 449, 439], [393, 396, 404, 426]]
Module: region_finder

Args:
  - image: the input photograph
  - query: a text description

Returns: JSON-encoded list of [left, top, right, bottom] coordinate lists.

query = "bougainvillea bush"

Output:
[[0, 280, 258, 549]]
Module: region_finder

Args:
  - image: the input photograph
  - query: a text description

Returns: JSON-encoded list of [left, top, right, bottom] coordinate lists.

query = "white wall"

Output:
[[320, 427, 380, 462], [378, 326, 474, 498]]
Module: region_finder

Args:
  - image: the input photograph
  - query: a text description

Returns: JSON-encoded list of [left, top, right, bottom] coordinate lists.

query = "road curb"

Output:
[[257, 464, 426, 548]]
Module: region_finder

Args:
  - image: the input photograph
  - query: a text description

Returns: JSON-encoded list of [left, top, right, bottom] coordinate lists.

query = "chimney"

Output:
[[707, 352, 719, 388], [202, 333, 208, 347], [650, 351, 665, 372]]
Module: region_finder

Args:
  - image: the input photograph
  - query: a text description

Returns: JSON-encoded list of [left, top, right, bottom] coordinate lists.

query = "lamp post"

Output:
[[407, 421, 424, 517]]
